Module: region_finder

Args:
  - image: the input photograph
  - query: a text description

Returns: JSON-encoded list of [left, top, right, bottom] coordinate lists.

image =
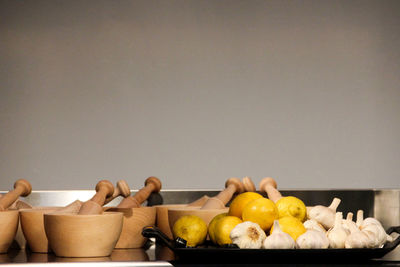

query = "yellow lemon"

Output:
[[275, 196, 307, 222], [172, 215, 208, 247], [228, 192, 264, 219], [242, 197, 278, 231], [208, 212, 228, 244], [271, 216, 306, 241], [214, 216, 243, 246]]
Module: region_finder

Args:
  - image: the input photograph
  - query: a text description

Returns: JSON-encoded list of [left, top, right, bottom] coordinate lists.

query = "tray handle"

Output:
[[384, 226, 400, 250], [142, 226, 176, 250]]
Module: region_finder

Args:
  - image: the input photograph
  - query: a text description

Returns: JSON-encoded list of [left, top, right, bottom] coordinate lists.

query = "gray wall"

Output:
[[1, 0, 399, 190]]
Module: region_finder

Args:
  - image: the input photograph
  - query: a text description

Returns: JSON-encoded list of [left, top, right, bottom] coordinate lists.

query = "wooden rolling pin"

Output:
[[259, 177, 282, 202], [200, 177, 245, 209], [242, 176, 256, 192], [117, 176, 162, 208], [0, 179, 32, 211], [78, 180, 114, 215], [104, 180, 131, 205]]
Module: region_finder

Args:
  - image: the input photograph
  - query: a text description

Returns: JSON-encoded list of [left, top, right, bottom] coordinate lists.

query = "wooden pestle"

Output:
[[200, 177, 245, 209], [104, 180, 131, 205], [0, 179, 32, 211], [117, 177, 162, 208], [259, 177, 282, 202], [186, 195, 210, 207], [242, 176, 256, 192], [78, 180, 114, 215]]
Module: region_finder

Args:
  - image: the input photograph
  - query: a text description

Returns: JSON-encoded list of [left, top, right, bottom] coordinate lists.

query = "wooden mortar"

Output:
[[0, 210, 19, 254], [0, 195, 33, 251], [107, 206, 156, 249], [105, 177, 161, 249], [44, 211, 123, 257], [20, 207, 61, 253]]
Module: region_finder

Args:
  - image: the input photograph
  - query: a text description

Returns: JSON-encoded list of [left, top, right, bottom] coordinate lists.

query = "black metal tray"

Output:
[[142, 226, 400, 263]]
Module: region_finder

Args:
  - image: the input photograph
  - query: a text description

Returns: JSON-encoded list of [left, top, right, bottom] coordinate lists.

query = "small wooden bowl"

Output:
[[168, 207, 229, 235], [44, 212, 123, 257], [0, 210, 19, 253], [107, 207, 156, 249], [20, 207, 61, 253]]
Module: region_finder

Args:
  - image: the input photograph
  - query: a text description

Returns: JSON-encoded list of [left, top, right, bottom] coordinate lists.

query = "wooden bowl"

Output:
[[167, 207, 229, 236], [0, 210, 19, 253], [107, 207, 156, 249], [20, 207, 61, 253], [44, 212, 123, 257]]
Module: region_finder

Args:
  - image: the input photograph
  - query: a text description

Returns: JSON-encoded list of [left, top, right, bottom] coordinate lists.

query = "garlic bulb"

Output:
[[357, 210, 389, 248], [344, 213, 370, 248], [308, 198, 341, 230], [326, 212, 349, 248], [263, 220, 295, 249], [230, 221, 266, 249], [361, 216, 393, 244], [296, 230, 329, 249], [303, 219, 326, 233]]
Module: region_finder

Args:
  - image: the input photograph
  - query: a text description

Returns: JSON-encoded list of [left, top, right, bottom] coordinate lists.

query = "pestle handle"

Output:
[[186, 195, 210, 207], [242, 176, 256, 192], [117, 176, 162, 208], [78, 180, 114, 215], [52, 200, 83, 214], [200, 177, 244, 209], [259, 177, 282, 202], [0, 179, 32, 211], [104, 180, 131, 205]]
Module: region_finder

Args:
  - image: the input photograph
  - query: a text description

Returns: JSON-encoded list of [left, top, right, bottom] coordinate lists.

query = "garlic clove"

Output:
[[263, 220, 295, 249], [326, 212, 349, 248], [303, 219, 326, 233], [230, 221, 266, 249], [296, 230, 329, 249], [308, 198, 341, 230]]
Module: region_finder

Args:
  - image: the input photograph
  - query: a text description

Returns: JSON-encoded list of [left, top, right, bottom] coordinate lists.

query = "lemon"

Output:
[[228, 192, 264, 219], [172, 215, 208, 247], [214, 215, 243, 246], [242, 197, 278, 231], [208, 212, 228, 244], [271, 216, 306, 240], [275, 196, 307, 222]]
